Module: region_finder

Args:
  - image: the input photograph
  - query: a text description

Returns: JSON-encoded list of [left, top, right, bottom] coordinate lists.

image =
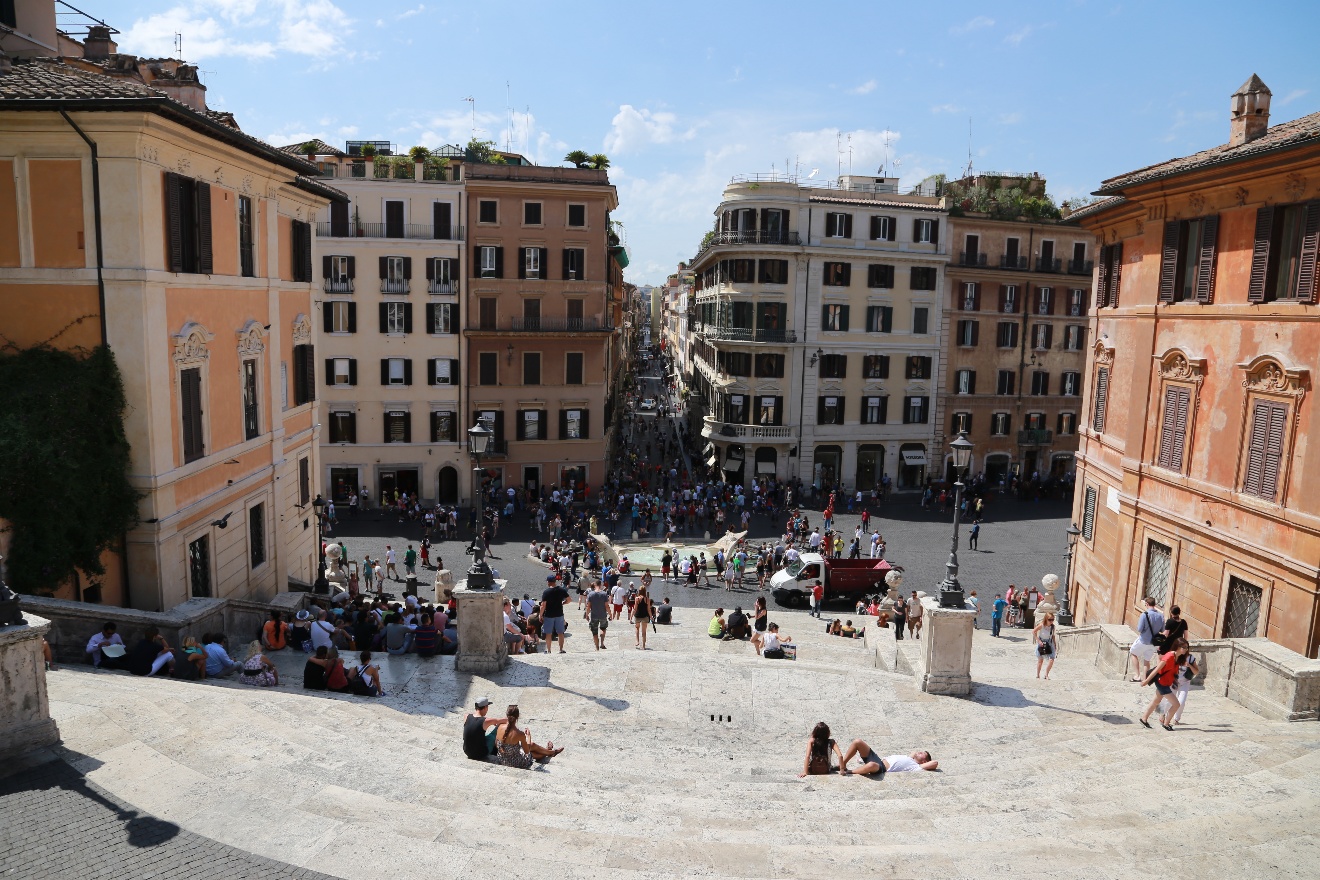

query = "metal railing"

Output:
[[380, 280, 410, 294], [1067, 259, 1094, 275], [1036, 257, 1062, 273], [959, 251, 988, 267], [999, 255, 1029, 270], [324, 279, 354, 293], [483, 317, 613, 332], [1018, 429, 1054, 445], [699, 327, 797, 343], [316, 222, 464, 240], [693, 230, 801, 262], [701, 416, 794, 439], [428, 281, 458, 295]]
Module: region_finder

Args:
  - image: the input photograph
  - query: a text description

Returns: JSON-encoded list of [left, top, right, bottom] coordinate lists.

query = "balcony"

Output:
[[959, 251, 988, 267], [470, 317, 613, 333], [1067, 259, 1094, 275], [428, 280, 459, 295], [699, 327, 797, 344], [999, 255, 1029, 270], [324, 279, 354, 293], [1018, 429, 1054, 445], [694, 230, 802, 261], [701, 416, 795, 442], [381, 280, 410, 294], [317, 222, 465, 241], [1036, 257, 1062, 273]]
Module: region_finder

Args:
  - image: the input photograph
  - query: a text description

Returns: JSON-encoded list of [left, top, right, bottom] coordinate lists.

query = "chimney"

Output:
[[84, 25, 118, 62], [1230, 74, 1272, 147]]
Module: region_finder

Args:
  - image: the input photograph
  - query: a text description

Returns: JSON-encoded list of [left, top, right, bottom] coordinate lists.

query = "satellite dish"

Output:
[[807, 168, 819, 179]]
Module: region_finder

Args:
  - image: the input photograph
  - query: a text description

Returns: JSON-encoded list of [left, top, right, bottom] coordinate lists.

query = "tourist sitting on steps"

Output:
[[86, 621, 126, 669], [127, 626, 175, 677], [798, 722, 847, 777], [756, 622, 792, 659], [202, 633, 240, 677], [238, 641, 278, 687], [262, 610, 289, 652], [724, 606, 750, 641], [839, 743, 938, 775], [708, 608, 726, 639], [463, 698, 507, 761], [494, 705, 563, 769], [350, 650, 385, 696]]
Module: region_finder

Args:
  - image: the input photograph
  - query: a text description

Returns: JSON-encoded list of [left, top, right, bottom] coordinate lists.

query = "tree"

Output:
[[588, 153, 610, 170], [299, 141, 319, 160], [564, 149, 590, 168], [359, 143, 376, 160], [465, 138, 500, 164]]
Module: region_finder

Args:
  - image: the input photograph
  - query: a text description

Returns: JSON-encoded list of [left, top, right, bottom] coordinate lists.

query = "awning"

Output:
[[756, 461, 777, 475], [723, 459, 743, 473], [706, 454, 718, 466], [901, 451, 928, 466]]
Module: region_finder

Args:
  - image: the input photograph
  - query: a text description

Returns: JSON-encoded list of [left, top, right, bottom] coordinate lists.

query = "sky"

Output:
[[109, 0, 1320, 285]]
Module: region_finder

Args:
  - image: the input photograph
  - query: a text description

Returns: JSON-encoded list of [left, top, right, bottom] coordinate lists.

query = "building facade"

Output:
[[0, 40, 336, 609], [463, 164, 622, 498], [942, 191, 1096, 485], [292, 141, 467, 507], [689, 175, 946, 493], [1069, 76, 1320, 658]]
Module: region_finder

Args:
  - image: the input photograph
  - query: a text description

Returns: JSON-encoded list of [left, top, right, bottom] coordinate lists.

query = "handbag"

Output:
[[1038, 639, 1053, 656]]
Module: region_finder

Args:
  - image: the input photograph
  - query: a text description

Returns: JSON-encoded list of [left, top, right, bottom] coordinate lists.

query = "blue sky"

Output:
[[112, 0, 1320, 284]]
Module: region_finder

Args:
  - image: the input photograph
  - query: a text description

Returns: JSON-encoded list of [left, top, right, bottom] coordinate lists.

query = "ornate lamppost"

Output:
[[1059, 523, 1082, 626], [465, 421, 494, 590], [311, 494, 329, 594], [937, 432, 974, 609]]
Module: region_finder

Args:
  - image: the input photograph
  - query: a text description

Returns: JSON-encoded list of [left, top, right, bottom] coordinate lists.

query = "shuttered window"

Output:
[[164, 171, 213, 274], [565, 352, 584, 385], [427, 358, 459, 386], [1242, 399, 1288, 501], [292, 343, 315, 405], [291, 220, 312, 281], [249, 503, 266, 569], [180, 366, 204, 463], [1156, 386, 1191, 472], [479, 352, 498, 385], [1249, 201, 1320, 303], [823, 262, 851, 286], [329, 411, 356, 443], [1158, 216, 1220, 303], [1092, 367, 1109, 432], [822, 303, 849, 331], [242, 358, 259, 440], [817, 396, 844, 425], [239, 196, 255, 277], [863, 355, 889, 378], [865, 305, 892, 333], [867, 264, 895, 288], [431, 411, 457, 442], [1081, 486, 1097, 540]]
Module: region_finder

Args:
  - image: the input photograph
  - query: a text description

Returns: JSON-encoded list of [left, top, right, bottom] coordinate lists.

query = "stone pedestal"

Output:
[[454, 579, 509, 674], [0, 614, 61, 760], [919, 597, 976, 695], [432, 570, 454, 603]]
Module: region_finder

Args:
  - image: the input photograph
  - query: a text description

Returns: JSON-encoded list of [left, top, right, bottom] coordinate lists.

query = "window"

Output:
[[999, 285, 1019, 313], [292, 343, 315, 405], [384, 410, 411, 443], [820, 354, 847, 379], [910, 266, 937, 290], [912, 307, 929, 335], [1024, 412, 1046, 430], [1036, 287, 1054, 315], [1032, 323, 1053, 350], [1250, 201, 1320, 303], [382, 357, 411, 386], [1058, 412, 1076, 435], [1224, 577, 1263, 639], [428, 257, 457, 293], [431, 411, 457, 442], [479, 200, 498, 223], [1097, 243, 1124, 308], [1082, 486, 1097, 540], [1005, 237, 1021, 265], [1055, 372, 1078, 397], [1093, 367, 1110, 432], [759, 259, 788, 284], [870, 215, 896, 241], [381, 255, 410, 293], [330, 357, 353, 386], [722, 352, 752, 376], [991, 413, 1010, 436], [954, 369, 976, 395], [903, 396, 929, 424], [428, 358, 458, 386], [913, 217, 938, 244], [729, 301, 753, 329], [996, 370, 1016, 395], [523, 247, 542, 279], [433, 201, 453, 239], [1064, 325, 1085, 351], [180, 366, 204, 463], [238, 195, 254, 277], [188, 535, 211, 598], [960, 282, 980, 311], [518, 409, 545, 440], [242, 359, 259, 440], [1159, 216, 1221, 303], [479, 246, 501, 278], [291, 220, 312, 282], [560, 409, 588, 440], [428, 302, 456, 334], [325, 255, 353, 292], [163, 172, 213, 275], [822, 304, 849, 331], [825, 212, 852, 238], [249, 503, 266, 568], [951, 412, 972, 434], [384, 200, 405, 238], [762, 208, 789, 236], [298, 456, 310, 506], [567, 299, 584, 329], [567, 204, 586, 227], [823, 262, 851, 286], [1068, 289, 1086, 316], [905, 356, 931, 380], [523, 352, 541, 385], [1143, 540, 1173, 607], [865, 305, 893, 333], [817, 396, 844, 425], [862, 396, 888, 425], [757, 396, 783, 426], [329, 410, 356, 443], [729, 259, 755, 283], [726, 395, 748, 424], [756, 302, 783, 333], [563, 248, 585, 280], [1031, 371, 1050, 396], [956, 319, 979, 346], [867, 264, 895, 288], [1242, 399, 1288, 501], [565, 352, 584, 385], [479, 297, 497, 329], [382, 301, 410, 334], [479, 352, 498, 385], [524, 202, 542, 225], [863, 355, 889, 379], [755, 353, 784, 378]]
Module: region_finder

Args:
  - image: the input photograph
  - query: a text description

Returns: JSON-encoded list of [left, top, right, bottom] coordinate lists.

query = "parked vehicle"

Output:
[[770, 553, 899, 608]]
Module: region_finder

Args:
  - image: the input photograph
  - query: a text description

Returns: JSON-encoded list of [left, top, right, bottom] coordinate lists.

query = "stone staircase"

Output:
[[45, 607, 1320, 879]]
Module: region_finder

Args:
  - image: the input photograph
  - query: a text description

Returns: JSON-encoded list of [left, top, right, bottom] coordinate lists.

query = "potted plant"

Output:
[[564, 149, 589, 168]]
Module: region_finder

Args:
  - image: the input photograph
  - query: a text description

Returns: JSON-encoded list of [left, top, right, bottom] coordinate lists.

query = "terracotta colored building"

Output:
[[463, 164, 623, 497], [0, 24, 339, 609], [1069, 76, 1320, 657]]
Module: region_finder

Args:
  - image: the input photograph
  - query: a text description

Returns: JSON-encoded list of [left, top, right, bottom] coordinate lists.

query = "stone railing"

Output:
[[1056, 624, 1320, 722]]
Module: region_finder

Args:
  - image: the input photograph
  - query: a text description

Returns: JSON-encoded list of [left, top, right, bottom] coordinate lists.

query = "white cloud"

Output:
[[950, 15, 994, 35], [1003, 23, 1052, 46], [930, 103, 961, 114], [604, 105, 696, 154], [998, 111, 1023, 125], [1278, 88, 1309, 107], [121, 0, 352, 62], [266, 129, 320, 146], [396, 4, 425, 19], [850, 79, 878, 95]]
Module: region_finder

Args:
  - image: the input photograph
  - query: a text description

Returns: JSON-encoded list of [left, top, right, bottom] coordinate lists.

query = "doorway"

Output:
[[379, 467, 419, 503], [813, 446, 842, 491], [856, 445, 884, 492], [1023, 451, 1040, 480], [437, 466, 458, 504], [330, 468, 359, 504], [523, 466, 541, 494], [985, 454, 1011, 488]]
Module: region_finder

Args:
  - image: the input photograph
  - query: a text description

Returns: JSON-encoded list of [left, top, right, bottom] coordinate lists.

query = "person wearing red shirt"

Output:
[[1139, 638, 1189, 730], [810, 581, 824, 619]]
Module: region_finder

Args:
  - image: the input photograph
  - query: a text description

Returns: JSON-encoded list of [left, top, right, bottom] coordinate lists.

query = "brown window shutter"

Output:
[[843, 214, 853, 238], [1109, 244, 1123, 307], [1093, 367, 1109, 432], [302, 344, 315, 402], [322, 303, 333, 333], [165, 171, 183, 272], [1247, 207, 1274, 303], [1244, 401, 1270, 496], [1172, 387, 1190, 471], [347, 302, 356, 332], [1262, 400, 1287, 500], [323, 255, 332, 279], [347, 256, 355, 278], [1157, 386, 1178, 468], [826, 213, 837, 237], [540, 248, 550, 278], [1296, 201, 1320, 304], [495, 247, 504, 278], [402, 257, 412, 279], [972, 283, 981, 310], [1195, 215, 1220, 303], [1158, 221, 1179, 303], [425, 257, 434, 281], [971, 321, 979, 346], [196, 182, 213, 274], [930, 219, 939, 246], [1095, 245, 1110, 307], [348, 359, 357, 385]]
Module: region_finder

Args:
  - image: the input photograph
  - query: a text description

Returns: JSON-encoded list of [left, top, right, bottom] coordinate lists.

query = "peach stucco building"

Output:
[[0, 25, 341, 610], [1069, 76, 1320, 658]]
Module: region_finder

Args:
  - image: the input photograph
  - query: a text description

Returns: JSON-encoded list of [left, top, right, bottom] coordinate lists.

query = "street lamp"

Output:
[[1059, 523, 1082, 626], [311, 494, 329, 594], [938, 432, 974, 608], [465, 421, 495, 590]]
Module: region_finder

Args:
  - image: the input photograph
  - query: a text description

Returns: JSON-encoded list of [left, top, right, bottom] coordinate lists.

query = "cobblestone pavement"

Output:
[[0, 756, 337, 880]]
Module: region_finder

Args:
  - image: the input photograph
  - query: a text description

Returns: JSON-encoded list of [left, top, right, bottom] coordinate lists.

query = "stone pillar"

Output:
[[919, 597, 976, 696], [454, 579, 509, 674], [0, 614, 61, 761]]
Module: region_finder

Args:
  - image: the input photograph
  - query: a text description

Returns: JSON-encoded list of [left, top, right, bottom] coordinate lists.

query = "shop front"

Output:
[[813, 445, 842, 492], [377, 467, 419, 504], [856, 445, 884, 492], [898, 445, 927, 490], [329, 467, 359, 504]]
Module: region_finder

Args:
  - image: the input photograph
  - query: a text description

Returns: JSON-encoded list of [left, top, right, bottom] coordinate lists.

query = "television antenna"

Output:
[[174, 32, 182, 57], [463, 97, 475, 138], [961, 117, 975, 179]]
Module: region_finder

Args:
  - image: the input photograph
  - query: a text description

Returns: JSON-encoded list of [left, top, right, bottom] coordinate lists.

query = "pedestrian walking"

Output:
[[810, 581, 824, 618], [991, 593, 1006, 637], [1139, 638, 1188, 730], [1169, 644, 1200, 727], [907, 591, 924, 639], [1128, 597, 1165, 682], [891, 596, 906, 641], [1033, 612, 1057, 679], [385, 545, 399, 581]]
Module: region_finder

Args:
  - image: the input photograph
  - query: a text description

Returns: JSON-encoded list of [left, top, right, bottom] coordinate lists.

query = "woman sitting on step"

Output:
[[239, 641, 279, 687], [798, 722, 846, 777], [494, 705, 563, 769]]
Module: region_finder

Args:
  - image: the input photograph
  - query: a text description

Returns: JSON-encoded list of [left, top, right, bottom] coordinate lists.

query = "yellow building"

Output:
[[0, 35, 341, 609]]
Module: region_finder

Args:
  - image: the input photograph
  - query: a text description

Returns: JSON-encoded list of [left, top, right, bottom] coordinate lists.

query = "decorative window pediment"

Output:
[[172, 322, 214, 366], [292, 313, 313, 346], [236, 320, 268, 357], [1238, 355, 1308, 400]]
